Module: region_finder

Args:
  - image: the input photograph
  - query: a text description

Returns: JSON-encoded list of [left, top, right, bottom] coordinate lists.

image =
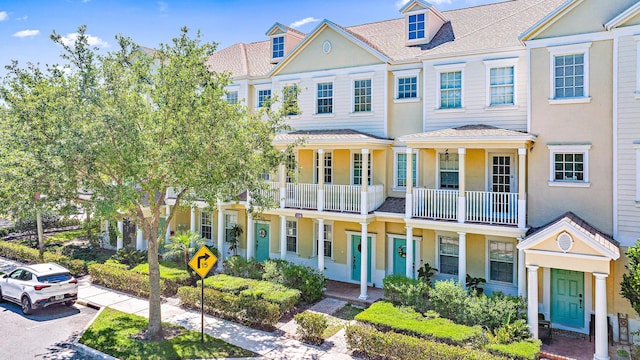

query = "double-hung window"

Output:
[[438, 236, 459, 276], [439, 152, 459, 189], [272, 36, 284, 59], [283, 85, 299, 116], [547, 144, 591, 187], [315, 151, 332, 184], [484, 58, 517, 107], [395, 150, 417, 189], [286, 220, 297, 253], [408, 13, 425, 40], [224, 211, 238, 242], [258, 89, 271, 108], [439, 71, 462, 109], [353, 79, 371, 112], [226, 91, 238, 105], [548, 43, 591, 103], [353, 153, 372, 186], [316, 222, 333, 258], [317, 82, 333, 114], [488, 240, 514, 284], [200, 212, 212, 241]]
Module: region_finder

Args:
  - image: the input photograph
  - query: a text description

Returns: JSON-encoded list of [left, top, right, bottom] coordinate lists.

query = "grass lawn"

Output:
[[132, 261, 190, 279], [80, 307, 255, 360], [45, 230, 86, 245], [333, 304, 363, 320]]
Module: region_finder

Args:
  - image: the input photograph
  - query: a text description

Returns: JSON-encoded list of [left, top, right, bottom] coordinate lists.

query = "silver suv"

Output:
[[0, 263, 78, 314]]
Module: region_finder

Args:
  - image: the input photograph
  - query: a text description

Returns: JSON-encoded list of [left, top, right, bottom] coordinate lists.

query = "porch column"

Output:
[[280, 215, 287, 259], [458, 232, 466, 287], [165, 205, 171, 242], [246, 192, 255, 260], [318, 218, 325, 272], [104, 220, 110, 246], [458, 148, 466, 224], [279, 154, 286, 209], [594, 273, 609, 360], [518, 247, 526, 297], [136, 227, 144, 250], [318, 149, 324, 211], [361, 148, 369, 215], [405, 148, 413, 218], [217, 199, 224, 271], [527, 265, 539, 339], [190, 207, 196, 233], [406, 226, 414, 278], [116, 221, 123, 250], [518, 148, 527, 229], [359, 222, 369, 300]]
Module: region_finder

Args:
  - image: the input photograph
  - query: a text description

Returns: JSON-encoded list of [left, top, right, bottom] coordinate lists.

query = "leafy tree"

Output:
[[0, 25, 292, 340], [621, 239, 640, 316]]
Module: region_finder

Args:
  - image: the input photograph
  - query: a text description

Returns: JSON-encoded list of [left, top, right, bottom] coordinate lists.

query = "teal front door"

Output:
[[255, 223, 270, 262], [551, 269, 584, 328], [351, 235, 372, 282], [393, 238, 416, 276]]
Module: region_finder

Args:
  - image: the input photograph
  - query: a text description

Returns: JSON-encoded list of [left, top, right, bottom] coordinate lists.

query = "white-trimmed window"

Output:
[[408, 13, 425, 40], [315, 151, 332, 184], [353, 79, 372, 112], [548, 42, 591, 104], [484, 58, 517, 107], [438, 151, 459, 189], [547, 144, 591, 187], [272, 36, 284, 59], [438, 236, 459, 276], [226, 91, 238, 104], [286, 220, 297, 253], [224, 211, 238, 242], [283, 84, 299, 116], [352, 152, 372, 186], [315, 222, 333, 258], [200, 211, 212, 241], [435, 64, 465, 110], [487, 240, 515, 284], [257, 89, 271, 108], [316, 82, 333, 114], [394, 69, 421, 101], [394, 149, 417, 189]]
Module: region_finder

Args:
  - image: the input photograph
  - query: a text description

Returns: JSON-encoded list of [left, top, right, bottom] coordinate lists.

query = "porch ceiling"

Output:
[[273, 129, 393, 150], [398, 124, 536, 149]]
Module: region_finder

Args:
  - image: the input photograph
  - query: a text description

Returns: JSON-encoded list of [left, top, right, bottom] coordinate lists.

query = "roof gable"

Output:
[[266, 22, 305, 38], [605, 1, 640, 30], [400, 0, 432, 14]]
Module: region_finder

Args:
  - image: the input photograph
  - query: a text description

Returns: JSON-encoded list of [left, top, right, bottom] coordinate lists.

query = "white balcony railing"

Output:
[[367, 185, 385, 212], [325, 184, 360, 212], [466, 191, 518, 225], [260, 181, 280, 204], [286, 183, 317, 209], [412, 188, 458, 220]]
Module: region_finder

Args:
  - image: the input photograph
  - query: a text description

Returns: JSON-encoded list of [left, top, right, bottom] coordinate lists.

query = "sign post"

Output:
[[188, 246, 217, 343]]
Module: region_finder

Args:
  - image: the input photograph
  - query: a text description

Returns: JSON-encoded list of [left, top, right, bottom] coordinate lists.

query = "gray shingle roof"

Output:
[[399, 124, 534, 141], [273, 129, 392, 144]]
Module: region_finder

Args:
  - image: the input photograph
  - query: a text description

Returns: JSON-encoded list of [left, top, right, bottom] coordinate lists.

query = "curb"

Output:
[[76, 299, 101, 310], [73, 307, 119, 360]]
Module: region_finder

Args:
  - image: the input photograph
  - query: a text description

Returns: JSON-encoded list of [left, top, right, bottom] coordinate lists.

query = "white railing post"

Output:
[[518, 148, 527, 229], [458, 148, 466, 223], [318, 149, 324, 212], [361, 149, 369, 215], [405, 148, 413, 219]]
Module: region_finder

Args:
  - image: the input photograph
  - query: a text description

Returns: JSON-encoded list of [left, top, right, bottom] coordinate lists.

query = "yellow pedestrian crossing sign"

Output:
[[189, 246, 217, 278]]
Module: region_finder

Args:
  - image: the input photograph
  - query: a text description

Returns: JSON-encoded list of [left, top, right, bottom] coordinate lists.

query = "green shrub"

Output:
[[262, 259, 325, 303], [132, 261, 193, 296], [488, 318, 531, 345], [177, 285, 281, 329], [294, 311, 328, 345], [346, 324, 501, 360], [355, 301, 485, 346], [486, 339, 542, 360], [110, 248, 148, 269], [0, 240, 87, 275], [203, 274, 300, 312], [382, 274, 429, 312], [88, 263, 167, 297], [223, 256, 264, 279]]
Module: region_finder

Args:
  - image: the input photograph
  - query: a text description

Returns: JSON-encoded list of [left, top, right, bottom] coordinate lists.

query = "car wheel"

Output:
[[0, 287, 3, 303], [65, 300, 75, 307], [21, 296, 32, 315]]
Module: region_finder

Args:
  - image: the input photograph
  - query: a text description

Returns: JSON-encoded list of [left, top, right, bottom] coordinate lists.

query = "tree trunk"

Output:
[[36, 211, 45, 260], [147, 234, 163, 341]]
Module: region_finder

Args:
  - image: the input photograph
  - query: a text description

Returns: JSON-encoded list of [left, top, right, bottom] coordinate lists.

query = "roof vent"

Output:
[[556, 232, 573, 253]]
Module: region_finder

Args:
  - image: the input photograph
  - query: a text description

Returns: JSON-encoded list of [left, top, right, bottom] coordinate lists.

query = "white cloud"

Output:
[[290, 17, 320, 29], [158, 1, 168, 12], [0, 11, 8, 21], [12, 29, 39, 38], [16, 15, 28, 21], [60, 32, 109, 48]]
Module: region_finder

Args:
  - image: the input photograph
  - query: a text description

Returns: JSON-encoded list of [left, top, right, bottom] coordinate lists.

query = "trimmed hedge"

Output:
[[0, 240, 87, 275], [486, 340, 542, 360], [382, 274, 429, 312], [132, 261, 193, 296], [88, 263, 167, 298], [294, 311, 328, 345], [355, 301, 485, 346], [346, 324, 501, 360], [203, 274, 300, 312], [178, 285, 281, 329]]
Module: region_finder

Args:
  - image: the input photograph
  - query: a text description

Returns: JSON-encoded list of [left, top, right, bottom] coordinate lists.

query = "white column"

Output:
[[246, 215, 255, 260], [361, 148, 369, 215], [165, 205, 171, 242], [318, 219, 325, 272], [217, 200, 224, 271], [406, 226, 414, 278], [458, 232, 466, 287], [527, 265, 539, 339], [104, 220, 110, 246], [594, 273, 610, 360], [279, 160, 286, 209], [318, 149, 324, 212], [136, 228, 144, 250], [190, 207, 196, 233], [518, 148, 527, 229], [359, 222, 369, 300], [116, 221, 123, 250], [458, 148, 466, 223], [405, 147, 413, 218], [280, 215, 287, 259], [518, 248, 526, 297]]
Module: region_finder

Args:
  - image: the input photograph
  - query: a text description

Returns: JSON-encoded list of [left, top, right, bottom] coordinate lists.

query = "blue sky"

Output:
[[0, 0, 502, 74]]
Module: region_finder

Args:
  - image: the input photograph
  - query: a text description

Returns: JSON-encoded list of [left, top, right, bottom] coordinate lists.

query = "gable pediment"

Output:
[[400, 0, 432, 14]]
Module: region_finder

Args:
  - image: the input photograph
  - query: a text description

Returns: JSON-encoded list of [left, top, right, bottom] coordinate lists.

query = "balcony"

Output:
[[412, 188, 518, 226]]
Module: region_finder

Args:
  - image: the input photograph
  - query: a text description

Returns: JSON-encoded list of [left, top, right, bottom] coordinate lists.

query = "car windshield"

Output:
[[37, 273, 72, 283]]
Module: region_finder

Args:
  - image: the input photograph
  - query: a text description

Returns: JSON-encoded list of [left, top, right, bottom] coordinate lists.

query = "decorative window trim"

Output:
[[405, 10, 427, 45], [393, 69, 421, 102], [315, 81, 334, 115], [351, 150, 373, 186], [485, 238, 517, 286], [547, 42, 591, 103], [271, 35, 285, 61], [313, 220, 334, 259], [285, 218, 298, 254], [223, 210, 239, 243], [435, 233, 459, 278], [436, 149, 459, 190], [351, 77, 373, 114], [434, 63, 466, 110], [393, 148, 418, 192], [200, 211, 213, 241], [547, 144, 591, 187], [483, 58, 518, 108], [254, 84, 272, 109]]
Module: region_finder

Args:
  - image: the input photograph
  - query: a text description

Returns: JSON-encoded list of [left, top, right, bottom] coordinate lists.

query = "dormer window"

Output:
[[272, 36, 284, 59], [408, 14, 425, 40]]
